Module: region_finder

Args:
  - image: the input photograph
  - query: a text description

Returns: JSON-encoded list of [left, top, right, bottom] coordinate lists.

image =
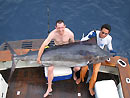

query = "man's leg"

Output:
[[73, 67, 80, 80], [44, 65, 54, 97], [89, 63, 101, 96], [76, 66, 88, 84]]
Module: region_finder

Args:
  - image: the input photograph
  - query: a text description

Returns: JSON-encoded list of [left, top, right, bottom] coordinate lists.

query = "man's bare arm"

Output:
[[69, 29, 75, 43], [37, 32, 54, 64]]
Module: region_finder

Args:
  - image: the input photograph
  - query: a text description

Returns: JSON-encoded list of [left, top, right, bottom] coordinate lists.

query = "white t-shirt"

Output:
[[81, 30, 113, 50]]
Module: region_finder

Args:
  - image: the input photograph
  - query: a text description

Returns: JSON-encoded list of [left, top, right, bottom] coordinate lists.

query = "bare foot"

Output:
[[76, 78, 81, 84], [89, 89, 95, 96], [73, 73, 77, 81], [43, 89, 52, 97]]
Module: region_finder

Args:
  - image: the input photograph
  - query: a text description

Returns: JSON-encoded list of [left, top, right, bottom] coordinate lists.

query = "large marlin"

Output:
[[6, 38, 113, 83]]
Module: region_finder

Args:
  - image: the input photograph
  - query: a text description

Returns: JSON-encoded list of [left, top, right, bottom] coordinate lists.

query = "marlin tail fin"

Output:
[[5, 42, 17, 83], [5, 42, 17, 56]]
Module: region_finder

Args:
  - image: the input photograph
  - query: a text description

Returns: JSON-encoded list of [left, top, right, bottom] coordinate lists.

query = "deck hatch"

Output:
[[22, 41, 32, 49], [3, 43, 8, 50]]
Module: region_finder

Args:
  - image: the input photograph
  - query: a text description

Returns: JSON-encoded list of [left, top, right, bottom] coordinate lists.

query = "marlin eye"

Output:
[[107, 58, 110, 61]]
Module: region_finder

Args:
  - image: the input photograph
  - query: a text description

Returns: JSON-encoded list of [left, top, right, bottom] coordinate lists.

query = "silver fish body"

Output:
[[6, 39, 113, 83], [14, 41, 111, 67]]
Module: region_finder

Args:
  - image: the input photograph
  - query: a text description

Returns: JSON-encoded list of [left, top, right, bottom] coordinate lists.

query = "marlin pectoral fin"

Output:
[[86, 63, 93, 83]]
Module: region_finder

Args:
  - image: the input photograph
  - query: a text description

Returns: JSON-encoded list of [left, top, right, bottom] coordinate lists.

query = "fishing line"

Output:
[[47, 0, 54, 46], [47, 4, 50, 34]]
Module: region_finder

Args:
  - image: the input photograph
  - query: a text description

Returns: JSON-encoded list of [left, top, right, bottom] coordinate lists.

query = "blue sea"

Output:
[[0, 0, 130, 60]]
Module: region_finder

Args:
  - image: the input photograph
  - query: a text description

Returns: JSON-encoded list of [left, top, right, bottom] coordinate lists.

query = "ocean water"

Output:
[[0, 0, 130, 60]]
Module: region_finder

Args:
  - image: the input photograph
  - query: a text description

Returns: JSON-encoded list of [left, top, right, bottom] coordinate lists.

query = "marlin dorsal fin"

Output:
[[86, 37, 97, 45]]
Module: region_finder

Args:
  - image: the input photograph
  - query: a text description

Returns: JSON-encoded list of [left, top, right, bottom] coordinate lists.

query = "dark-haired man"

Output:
[[81, 24, 113, 50], [37, 20, 80, 97], [76, 24, 116, 96]]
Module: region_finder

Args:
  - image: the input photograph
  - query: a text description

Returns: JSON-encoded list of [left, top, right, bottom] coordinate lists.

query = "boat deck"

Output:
[[0, 39, 130, 98], [0, 67, 119, 98]]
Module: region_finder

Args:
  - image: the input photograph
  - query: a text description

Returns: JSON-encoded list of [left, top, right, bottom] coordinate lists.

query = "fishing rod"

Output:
[[47, 7, 50, 34], [47, 1, 54, 46]]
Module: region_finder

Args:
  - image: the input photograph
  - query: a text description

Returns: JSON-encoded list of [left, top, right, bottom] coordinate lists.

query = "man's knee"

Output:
[[48, 66, 54, 72], [73, 67, 80, 72]]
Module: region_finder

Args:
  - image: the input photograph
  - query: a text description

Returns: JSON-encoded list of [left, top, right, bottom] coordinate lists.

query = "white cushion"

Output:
[[44, 66, 72, 81], [95, 80, 119, 98], [0, 74, 8, 98]]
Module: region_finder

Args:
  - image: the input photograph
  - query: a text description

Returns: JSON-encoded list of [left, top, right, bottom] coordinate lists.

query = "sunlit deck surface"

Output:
[[0, 67, 119, 98]]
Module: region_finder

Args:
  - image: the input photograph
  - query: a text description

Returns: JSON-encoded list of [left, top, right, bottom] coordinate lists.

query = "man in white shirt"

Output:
[[81, 24, 113, 50], [76, 24, 116, 96]]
